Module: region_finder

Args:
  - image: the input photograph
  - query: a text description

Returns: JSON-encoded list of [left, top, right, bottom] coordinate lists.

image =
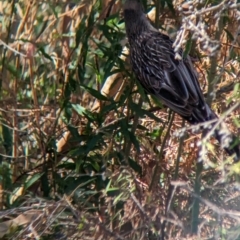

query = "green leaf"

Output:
[[128, 130, 140, 153], [129, 101, 164, 123], [224, 28, 234, 41], [4, 63, 21, 78], [69, 133, 103, 157], [72, 104, 89, 116], [75, 16, 87, 47], [71, 104, 95, 121], [41, 172, 50, 197], [146, 127, 164, 141], [128, 158, 142, 175], [38, 46, 53, 61], [113, 192, 124, 205], [165, 0, 175, 13], [80, 84, 109, 101], [0, 115, 12, 156], [24, 173, 44, 190], [184, 38, 193, 58], [135, 80, 148, 101], [57, 162, 76, 170], [85, 134, 103, 154]]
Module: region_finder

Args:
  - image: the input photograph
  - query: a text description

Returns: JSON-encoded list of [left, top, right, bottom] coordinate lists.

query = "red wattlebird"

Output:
[[124, 0, 240, 161]]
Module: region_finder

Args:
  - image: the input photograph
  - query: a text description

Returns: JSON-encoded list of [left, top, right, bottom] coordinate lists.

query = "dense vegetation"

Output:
[[0, 0, 240, 239]]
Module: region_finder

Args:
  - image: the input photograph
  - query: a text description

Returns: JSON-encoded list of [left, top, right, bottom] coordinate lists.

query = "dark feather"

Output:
[[124, 0, 240, 160]]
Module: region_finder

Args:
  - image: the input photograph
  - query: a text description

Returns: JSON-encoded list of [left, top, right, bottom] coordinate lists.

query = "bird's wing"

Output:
[[131, 31, 211, 121]]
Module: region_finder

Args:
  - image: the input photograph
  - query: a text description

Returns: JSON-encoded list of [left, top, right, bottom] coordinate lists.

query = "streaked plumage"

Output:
[[124, 0, 240, 160]]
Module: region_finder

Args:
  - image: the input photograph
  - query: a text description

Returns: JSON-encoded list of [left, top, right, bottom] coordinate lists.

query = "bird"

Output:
[[123, 0, 240, 161]]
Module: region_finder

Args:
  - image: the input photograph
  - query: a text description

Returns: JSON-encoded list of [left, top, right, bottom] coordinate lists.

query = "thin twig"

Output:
[[149, 111, 175, 191]]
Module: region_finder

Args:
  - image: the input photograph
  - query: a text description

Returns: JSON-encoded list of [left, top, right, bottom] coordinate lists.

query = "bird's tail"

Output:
[[206, 107, 240, 161], [213, 127, 240, 162]]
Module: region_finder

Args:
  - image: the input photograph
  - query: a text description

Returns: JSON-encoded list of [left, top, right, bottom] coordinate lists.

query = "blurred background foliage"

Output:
[[0, 0, 240, 239]]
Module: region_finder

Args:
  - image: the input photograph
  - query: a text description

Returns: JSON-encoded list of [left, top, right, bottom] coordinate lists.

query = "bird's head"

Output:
[[124, 0, 151, 36], [124, 0, 144, 13]]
